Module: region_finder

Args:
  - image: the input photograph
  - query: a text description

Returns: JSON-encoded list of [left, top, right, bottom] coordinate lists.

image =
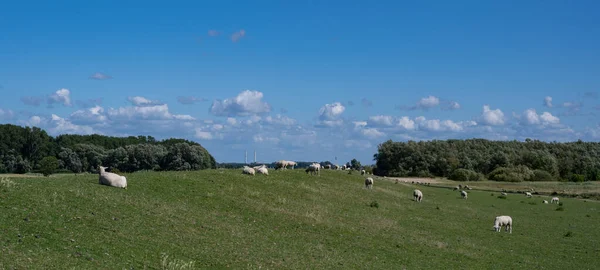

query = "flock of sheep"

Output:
[[96, 161, 565, 235]]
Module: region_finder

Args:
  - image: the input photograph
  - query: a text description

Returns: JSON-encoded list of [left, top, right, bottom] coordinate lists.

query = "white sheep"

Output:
[[413, 189, 423, 202], [242, 166, 255, 175], [525, 192, 532, 198], [257, 167, 269, 175], [360, 169, 366, 175], [324, 164, 331, 169], [98, 165, 127, 189], [465, 185, 472, 190], [551, 197, 559, 204], [461, 190, 468, 199], [305, 163, 320, 176], [253, 164, 266, 170], [493, 215, 513, 233], [543, 200, 549, 204], [365, 177, 374, 189], [501, 192, 508, 196], [453, 186, 460, 191]]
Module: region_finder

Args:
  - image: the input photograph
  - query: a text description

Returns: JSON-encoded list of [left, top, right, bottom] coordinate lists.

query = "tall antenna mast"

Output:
[[245, 150, 248, 164], [254, 150, 257, 163]]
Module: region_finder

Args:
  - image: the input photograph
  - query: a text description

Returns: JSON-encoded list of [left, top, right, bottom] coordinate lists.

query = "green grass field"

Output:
[[1, 170, 599, 269]]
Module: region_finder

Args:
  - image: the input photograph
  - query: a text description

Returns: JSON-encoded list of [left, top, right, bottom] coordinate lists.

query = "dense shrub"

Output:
[[488, 165, 534, 182], [531, 169, 555, 182], [449, 169, 484, 181], [570, 174, 586, 182]]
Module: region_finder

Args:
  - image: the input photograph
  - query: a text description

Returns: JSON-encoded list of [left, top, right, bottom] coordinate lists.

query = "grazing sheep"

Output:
[[360, 169, 366, 175], [458, 184, 463, 189], [256, 167, 269, 175], [501, 192, 508, 196], [287, 161, 297, 169], [453, 186, 460, 191], [324, 164, 331, 169], [242, 166, 256, 175], [551, 197, 559, 204], [98, 165, 127, 189], [253, 164, 266, 170], [305, 163, 320, 176], [461, 190, 468, 199], [413, 189, 423, 202], [365, 177, 374, 189], [493, 215, 513, 233], [465, 185, 472, 190], [525, 192, 533, 198], [543, 200, 549, 204]]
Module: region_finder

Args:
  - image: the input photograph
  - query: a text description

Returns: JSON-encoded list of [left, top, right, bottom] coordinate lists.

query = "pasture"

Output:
[[1, 169, 599, 269]]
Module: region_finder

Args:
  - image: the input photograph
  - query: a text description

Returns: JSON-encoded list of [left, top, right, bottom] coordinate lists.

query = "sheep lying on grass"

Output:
[[257, 167, 268, 175], [525, 192, 533, 198], [501, 192, 508, 196], [543, 200, 549, 204], [551, 197, 560, 204], [461, 190, 468, 199], [493, 215, 513, 233], [365, 177, 373, 189], [98, 165, 127, 189], [242, 166, 255, 175], [413, 189, 423, 202]]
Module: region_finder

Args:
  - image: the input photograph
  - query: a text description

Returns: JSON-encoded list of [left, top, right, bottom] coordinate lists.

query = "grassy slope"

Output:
[[1, 170, 599, 269]]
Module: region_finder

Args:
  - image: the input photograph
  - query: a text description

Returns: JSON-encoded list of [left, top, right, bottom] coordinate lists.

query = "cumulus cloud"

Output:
[[318, 102, 345, 120], [479, 105, 505, 126], [415, 117, 465, 132], [264, 114, 296, 126], [367, 115, 416, 130], [70, 105, 108, 125], [89, 72, 112, 80], [108, 104, 194, 121], [194, 129, 215, 140], [48, 114, 95, 135], [127, 96, 163, 106], [47, 88, 72, 107], [231, 29, 246, 42], [443, 101, 461, 110], [177, 96, 207, 105], [21, 96, 44, 106], [543, 96, 553, 108], [416, 95, 440, 109], [210, 90, 271, 117]]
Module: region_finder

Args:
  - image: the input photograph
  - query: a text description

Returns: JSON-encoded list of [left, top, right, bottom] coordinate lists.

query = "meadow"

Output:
[[1, 169, 599, 269]]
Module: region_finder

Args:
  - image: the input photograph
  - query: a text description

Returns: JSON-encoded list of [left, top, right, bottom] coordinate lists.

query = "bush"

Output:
[[39, 156, 59, 177], [531, 170, 555, 181], [449, 169, 484, 181], [488, 166, 534, 182], [570, 174, 585, 182]]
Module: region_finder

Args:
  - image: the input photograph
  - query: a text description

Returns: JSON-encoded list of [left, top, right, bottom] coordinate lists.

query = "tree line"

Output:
[[373, 139, 600, 182], [0, 124, 216, 174]]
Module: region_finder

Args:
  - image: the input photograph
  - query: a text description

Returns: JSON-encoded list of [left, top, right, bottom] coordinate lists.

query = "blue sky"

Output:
[[1, 0, 600, 164]]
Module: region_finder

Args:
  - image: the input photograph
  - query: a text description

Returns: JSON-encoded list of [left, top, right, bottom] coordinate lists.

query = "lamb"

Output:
[[256, 167, 269, 175], [493, 215, 513, 233], [551, 197, 559, 204], [461, 190, 468, 199], [525, 192, 533, 198], [98, 165, 127, 189], [365, 177, 374, 189], [413, 189, 423, 202], [242, 166, 256, 175], [543, 200, 549, 204]]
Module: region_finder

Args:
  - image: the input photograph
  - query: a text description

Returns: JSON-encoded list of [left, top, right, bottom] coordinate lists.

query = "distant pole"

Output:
[[254, 150, 257, 163], [245, 150, 248, 164]]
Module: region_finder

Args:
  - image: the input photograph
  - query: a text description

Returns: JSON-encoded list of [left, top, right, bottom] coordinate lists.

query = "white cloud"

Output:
[[48, 88, 72, 107], [360, 128, 385, 139], [226, 117, 238, 125], [479, 105, 505, 126], [264, 114, 296, 126], [368, 115, 395, 126], [416, 117, 464, 132], [89, 72, 112, 80], [445, 101, 461, 110], [210, 90, 271, 117], [70, 105, 108, 125], [397, 116, 416, 130], [128, 96, 162, 106], [48, 114, 95, 135], [194, 129, 214, 140], [521, 109, 560, 126], [417, 95, 440, 109], [543, 96, 553, 107], [318, 102, 345, 120], [107, 104, 194, 121], [253, 134, 280, 144]]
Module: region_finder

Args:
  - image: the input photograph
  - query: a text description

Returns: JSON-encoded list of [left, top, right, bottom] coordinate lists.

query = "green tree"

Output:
[[39, 156, 59, 176], [350, 158, 362, 170]]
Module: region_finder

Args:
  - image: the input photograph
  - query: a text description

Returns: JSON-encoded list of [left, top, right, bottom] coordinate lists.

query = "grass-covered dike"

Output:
[[1, 170, 599, 269]]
